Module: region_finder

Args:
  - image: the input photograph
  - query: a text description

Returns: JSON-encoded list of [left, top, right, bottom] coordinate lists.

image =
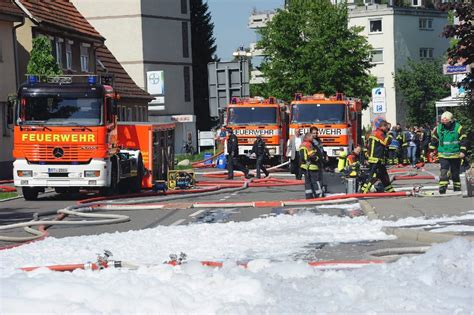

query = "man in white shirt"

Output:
[[287, 129, 303, 179]]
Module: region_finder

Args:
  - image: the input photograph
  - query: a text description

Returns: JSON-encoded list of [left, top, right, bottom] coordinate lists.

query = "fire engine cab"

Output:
[[289, 93, 362, 158], [225, 97, 288, 164]]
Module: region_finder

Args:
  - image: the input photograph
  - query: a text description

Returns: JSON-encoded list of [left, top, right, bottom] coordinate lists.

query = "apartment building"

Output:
[[348, 4, 449, 126], [72, 0, 195, 151]]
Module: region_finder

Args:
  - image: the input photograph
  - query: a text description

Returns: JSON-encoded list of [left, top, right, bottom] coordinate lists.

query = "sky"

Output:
[[2, 207, 474, 313], [207, 0, 283, 61]]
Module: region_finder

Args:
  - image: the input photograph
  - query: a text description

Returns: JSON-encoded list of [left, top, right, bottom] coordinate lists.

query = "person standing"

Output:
[[251, 135, 270, 179], [287, 129, 303, 180], [406, 127, 417, 167], [310, 126, 327, 193], [387, 127, 400, 165], [361, 120, 395, 193], [299, 133, 323, 199], [419, 125, 431, 163], [429, 111, 468, 194], [226, 128, 250, 180]]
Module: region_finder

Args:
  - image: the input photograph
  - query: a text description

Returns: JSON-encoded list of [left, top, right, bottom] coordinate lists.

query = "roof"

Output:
[[0, 0, 24, 18], [96, 46, 152, 101], [18, 0, 103, 41]]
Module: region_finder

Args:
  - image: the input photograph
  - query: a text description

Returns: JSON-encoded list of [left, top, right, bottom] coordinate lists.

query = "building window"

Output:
[[181, 0, 187, 14], [419, 18, 433, 30], [182, 22, 189, 58], [369, 19, 382, 33], [80, 43, 90, 72], [184, 66, 191, 102], [419, 48, 434, 59], [55, 38, 63, 67], [66, 41, 73, 69], [371, 49, 383, 63]]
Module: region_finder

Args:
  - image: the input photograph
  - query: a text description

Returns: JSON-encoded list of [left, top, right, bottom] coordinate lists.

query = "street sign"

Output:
[[372, 87, 386, 114], [147, 71, 165, 95], [443, 64, 471, 75]]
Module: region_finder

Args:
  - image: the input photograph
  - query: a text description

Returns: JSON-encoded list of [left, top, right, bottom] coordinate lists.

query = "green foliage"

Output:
[[394, 59, 451, 125], [191, 0, 217, 131], [257, 0, 376, 106], [27, 36, 62, 78]]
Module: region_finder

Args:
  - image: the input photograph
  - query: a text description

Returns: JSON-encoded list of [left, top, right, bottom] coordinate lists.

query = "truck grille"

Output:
[[18, 145, 92, 162]]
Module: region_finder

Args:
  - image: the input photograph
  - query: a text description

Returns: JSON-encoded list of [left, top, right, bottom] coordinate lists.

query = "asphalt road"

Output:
[[0, 165, 467, 262]]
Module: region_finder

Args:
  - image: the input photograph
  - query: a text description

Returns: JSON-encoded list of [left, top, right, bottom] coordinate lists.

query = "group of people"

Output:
[[226, 110, 469, 198], [386, 123, 432, 167], [341, 111, 468, 195]]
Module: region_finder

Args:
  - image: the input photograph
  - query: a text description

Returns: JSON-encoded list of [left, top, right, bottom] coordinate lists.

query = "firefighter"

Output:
[[361, 120, 395, 193], [387, 127, 400, 165], [299, 133, 323, 199], [310, 126, 327, 193], [226, 128, 250, 180], [429, 111, 468, 194], [250, 135, 270, 179]]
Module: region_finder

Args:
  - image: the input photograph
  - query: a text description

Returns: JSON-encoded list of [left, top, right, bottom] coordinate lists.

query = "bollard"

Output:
[[460, 173, 472, 198], [345, 178, 357, 194]]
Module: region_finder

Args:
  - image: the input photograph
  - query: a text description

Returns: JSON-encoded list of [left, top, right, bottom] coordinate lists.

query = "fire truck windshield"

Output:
[[19, 96, 102, 126], [291, 103, 345, 124], [227, 107, 277, 125]]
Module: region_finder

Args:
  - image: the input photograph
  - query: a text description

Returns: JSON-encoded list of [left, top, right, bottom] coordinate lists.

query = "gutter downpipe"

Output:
[[12, 16, 25, 90]]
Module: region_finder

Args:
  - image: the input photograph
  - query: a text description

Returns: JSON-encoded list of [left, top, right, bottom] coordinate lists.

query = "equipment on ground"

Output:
[[289, 93, 362, 159], [13, 75, 175, 200], [224, 97, 288, 165], [167, 170, 195, 190]]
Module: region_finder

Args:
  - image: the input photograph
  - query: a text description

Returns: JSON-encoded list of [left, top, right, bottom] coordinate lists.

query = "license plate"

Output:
[[48, 168, 68, 173]]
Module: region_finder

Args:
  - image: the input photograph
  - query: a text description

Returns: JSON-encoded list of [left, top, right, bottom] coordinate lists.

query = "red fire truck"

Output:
[[225, 97, 288, 164], [13, 75, 174, 200], [289, 93, 362, 158]]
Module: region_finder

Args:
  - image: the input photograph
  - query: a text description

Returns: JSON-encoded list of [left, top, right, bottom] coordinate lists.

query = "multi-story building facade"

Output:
[[14, 0, 150, 120], [0, 1, 23, 179], [348, 4, 449, 127], [72, 0, 196, 151], [249, 2, 449, 127]]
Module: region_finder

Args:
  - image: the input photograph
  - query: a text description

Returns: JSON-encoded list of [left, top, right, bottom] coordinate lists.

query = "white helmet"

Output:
[[441, 111, 453, 123]]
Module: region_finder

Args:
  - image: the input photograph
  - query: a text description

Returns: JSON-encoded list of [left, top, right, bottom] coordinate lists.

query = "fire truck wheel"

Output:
[[22, 187, 39, 201], [130, 156, 144, 194]]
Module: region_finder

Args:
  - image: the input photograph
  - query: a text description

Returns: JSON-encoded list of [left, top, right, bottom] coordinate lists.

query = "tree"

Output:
[[439, 1, 473, 137], [394, 59, 451, 125], [27, 36, 62, 78], [257, 0, 376, 104], [191, 0, 217, 131]]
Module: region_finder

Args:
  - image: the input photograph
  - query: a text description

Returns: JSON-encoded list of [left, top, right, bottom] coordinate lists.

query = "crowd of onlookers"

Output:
[[383, 123, 434, 167]]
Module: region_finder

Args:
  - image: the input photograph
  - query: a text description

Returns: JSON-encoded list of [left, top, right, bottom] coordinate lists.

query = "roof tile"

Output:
[[97, 46, 152, 100], [19, 0, 103, 40], [0, 0, 24, 17]]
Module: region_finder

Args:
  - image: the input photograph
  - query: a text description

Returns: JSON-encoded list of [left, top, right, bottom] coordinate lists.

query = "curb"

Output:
[[359, 199, 473, 244]]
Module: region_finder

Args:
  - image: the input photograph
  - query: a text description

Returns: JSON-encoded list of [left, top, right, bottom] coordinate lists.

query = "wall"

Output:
[[0, 20, 16, 179]]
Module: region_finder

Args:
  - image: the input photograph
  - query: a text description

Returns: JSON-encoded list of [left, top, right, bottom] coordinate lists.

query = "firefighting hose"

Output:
[[18, 250, 387, 273], [0, 180, 16, 193]]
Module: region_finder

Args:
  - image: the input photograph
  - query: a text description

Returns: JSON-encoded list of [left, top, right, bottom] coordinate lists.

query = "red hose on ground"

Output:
[[392, 175, 435, 181], [0, 180, 16, 193], [20, 259, 386, 272]]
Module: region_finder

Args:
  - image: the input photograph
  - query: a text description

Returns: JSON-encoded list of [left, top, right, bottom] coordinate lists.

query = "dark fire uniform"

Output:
[[299, 140, 323, 199], [361, 128, 395, 193]]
